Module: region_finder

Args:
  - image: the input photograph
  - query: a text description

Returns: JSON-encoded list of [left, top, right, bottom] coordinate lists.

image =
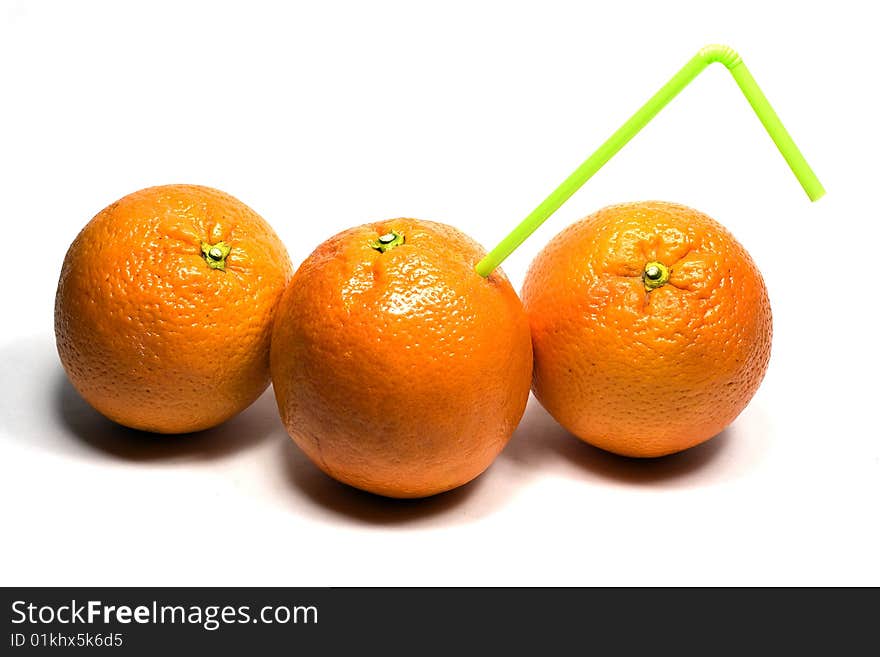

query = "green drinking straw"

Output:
[[475, 44, 825, 278]]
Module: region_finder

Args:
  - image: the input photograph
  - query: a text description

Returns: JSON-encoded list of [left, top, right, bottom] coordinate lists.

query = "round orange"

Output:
[[271, 219, 533, 498], [55, 184, 292, 433], [522, 201, 772, 457]]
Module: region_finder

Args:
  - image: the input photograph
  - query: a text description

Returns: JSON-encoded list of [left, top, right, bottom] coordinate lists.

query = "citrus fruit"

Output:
[[271, 219, 533, 498], [522, 201, 772, 457], [55, 184, 292, 434]]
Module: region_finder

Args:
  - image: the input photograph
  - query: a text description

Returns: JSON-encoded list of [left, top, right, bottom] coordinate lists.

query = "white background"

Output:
[[1, 0, 877, 586]]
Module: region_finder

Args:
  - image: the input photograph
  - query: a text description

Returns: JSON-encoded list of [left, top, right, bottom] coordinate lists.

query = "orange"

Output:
[[55, 184, 292, 433], [522, 201, 772, 457], [271, 219, 533, 498]]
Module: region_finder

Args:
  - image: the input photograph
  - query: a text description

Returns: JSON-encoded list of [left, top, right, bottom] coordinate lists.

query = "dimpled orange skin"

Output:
[[55, 185, 293, 433], [271, 219, 533, 498], [522, 201, 772, 457]]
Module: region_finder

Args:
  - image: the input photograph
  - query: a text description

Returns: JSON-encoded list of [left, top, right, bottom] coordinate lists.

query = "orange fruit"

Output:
[[271, 219, 533, 498], [55, 184, 292, 433], [522, 201, 772, 457]]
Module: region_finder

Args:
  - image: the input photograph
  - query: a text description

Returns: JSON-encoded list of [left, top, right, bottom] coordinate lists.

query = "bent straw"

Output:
[[475, 44, 825, 278]]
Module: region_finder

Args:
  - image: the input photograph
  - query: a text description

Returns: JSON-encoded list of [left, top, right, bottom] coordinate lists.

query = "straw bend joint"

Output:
[[697, 44, 742, 69]]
